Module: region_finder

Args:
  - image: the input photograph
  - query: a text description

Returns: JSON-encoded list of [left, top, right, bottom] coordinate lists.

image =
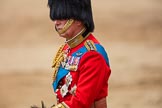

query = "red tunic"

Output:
[[53, 34, 111, 108]]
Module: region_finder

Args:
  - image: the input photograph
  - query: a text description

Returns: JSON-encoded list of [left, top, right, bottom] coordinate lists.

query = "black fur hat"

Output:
[[48, 0, 95, 33]]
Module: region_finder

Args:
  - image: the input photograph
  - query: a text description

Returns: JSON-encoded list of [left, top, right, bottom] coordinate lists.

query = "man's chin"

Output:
[[58, 33, 67, 38]]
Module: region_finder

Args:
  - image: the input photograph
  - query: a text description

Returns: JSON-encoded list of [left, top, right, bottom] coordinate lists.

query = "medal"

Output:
[[61, 54, 81, 71], [60, 73, 73, 97], [70, 85, 77, 95], [65, 73, 72, 86], [60, 85, 68, 97]]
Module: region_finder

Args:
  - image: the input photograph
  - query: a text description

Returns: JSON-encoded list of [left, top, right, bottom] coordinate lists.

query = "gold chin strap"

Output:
[[57, 19, 74, 34]]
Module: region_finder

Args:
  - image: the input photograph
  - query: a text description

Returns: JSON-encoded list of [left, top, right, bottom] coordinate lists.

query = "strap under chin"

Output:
[[57, 19, 74, 34]]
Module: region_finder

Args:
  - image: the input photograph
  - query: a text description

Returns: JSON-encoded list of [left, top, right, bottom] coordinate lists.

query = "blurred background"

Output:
[[0, 0, 162, 108]]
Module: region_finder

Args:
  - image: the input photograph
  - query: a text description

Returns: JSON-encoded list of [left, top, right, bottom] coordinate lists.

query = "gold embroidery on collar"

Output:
[[66, 28, 90, 48]]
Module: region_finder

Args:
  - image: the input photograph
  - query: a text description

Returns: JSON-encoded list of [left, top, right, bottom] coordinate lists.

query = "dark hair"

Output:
[[48, 0, 95, 34]]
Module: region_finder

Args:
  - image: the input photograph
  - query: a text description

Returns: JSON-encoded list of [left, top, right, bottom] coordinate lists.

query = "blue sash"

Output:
[[52, 43, 110, 91]]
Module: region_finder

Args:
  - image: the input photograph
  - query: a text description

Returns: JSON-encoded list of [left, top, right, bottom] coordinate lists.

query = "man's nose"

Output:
[[54, 20, 61, 26]]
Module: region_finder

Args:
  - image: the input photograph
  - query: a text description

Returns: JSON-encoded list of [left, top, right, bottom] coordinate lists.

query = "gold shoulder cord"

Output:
[[52, 44, 65, 81]]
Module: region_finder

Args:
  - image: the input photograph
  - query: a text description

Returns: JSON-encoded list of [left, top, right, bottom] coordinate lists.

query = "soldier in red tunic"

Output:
[[48, 0, 111, 108]]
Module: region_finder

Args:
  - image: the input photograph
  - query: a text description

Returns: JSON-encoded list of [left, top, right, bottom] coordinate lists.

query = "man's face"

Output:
[[54, 19, 83, 40]]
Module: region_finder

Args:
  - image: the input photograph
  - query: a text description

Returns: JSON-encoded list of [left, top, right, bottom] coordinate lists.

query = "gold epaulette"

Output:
[[84, 40, 96, 51]]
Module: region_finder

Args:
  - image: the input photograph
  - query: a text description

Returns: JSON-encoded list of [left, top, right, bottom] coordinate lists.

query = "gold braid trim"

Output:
[[52, 44, 65, 81]]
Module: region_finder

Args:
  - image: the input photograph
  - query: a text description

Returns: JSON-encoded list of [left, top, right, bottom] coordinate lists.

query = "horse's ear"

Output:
[[41, 101, 46, 108]]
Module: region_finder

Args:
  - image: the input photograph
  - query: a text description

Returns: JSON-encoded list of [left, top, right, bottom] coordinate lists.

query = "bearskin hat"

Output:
[[48, 0, 95, 34]]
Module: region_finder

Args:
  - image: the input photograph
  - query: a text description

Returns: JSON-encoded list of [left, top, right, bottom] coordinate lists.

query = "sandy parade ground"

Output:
[[0, 0, 162, 108]]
